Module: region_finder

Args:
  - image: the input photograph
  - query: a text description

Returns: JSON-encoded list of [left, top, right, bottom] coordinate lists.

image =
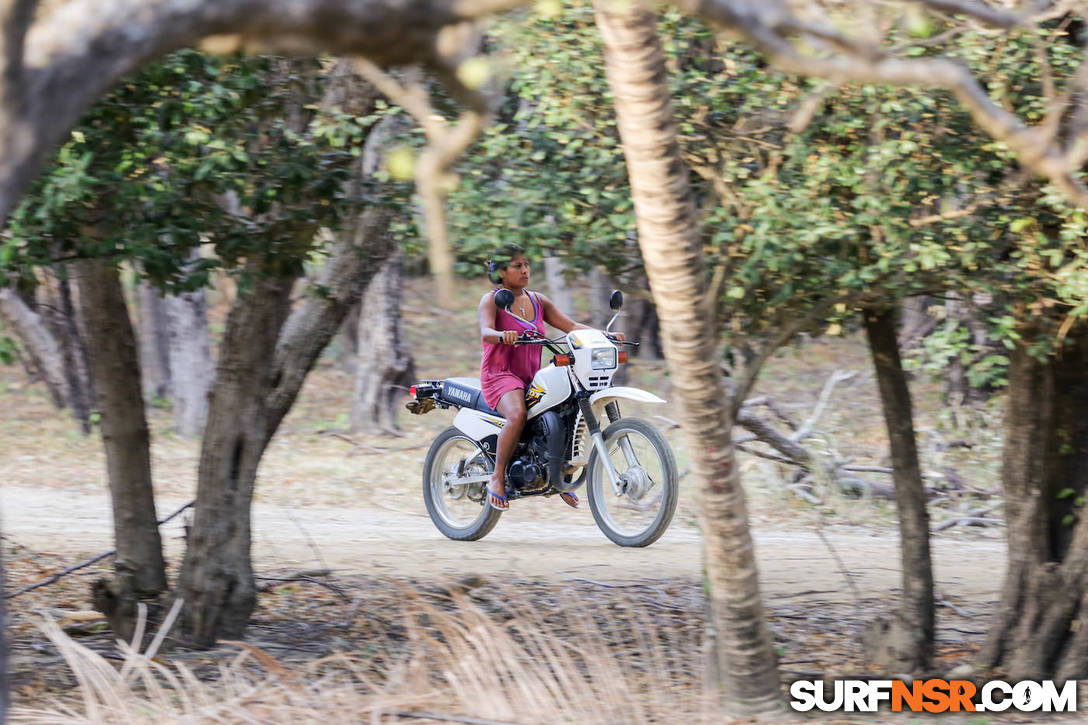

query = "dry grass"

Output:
[[12, 581, 724, 725]]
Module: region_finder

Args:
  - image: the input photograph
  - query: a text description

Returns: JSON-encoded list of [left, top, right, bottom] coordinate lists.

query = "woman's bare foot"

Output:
[[487, 477, 509, 510]]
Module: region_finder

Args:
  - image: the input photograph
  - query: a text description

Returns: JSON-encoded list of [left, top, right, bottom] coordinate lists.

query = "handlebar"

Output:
[[513, 331, 558, 345], [511, 331, 639, 347]]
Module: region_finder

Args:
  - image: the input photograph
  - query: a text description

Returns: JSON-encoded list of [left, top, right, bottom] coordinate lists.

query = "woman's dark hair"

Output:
[[484, 243, 527, 284]]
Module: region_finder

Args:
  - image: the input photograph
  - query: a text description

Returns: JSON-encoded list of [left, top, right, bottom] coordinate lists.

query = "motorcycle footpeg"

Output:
[[406, 398, 436, 415]]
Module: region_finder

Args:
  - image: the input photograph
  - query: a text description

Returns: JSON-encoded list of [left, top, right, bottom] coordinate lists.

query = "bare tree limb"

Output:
[[735, 442, 794, 464], [909, 0, 1023, 28], [934, 516, 1003, 530], [791, 370, 856, 443], [0, 0, 520, 224], [353, 58, 494, 307], [676, 0, 1088, 210], [737, 407, 815, 465], [934, 501, 1004, 531], [4, 500, 193, 600], [788, 81, 839, 133], [728, 310, 826, 418], [741, 395, 799, 430], [3, 0, 1088, 235], [908, 206, 979, 227], [841, 464, 944, 481], [1, 0, 35, 84]]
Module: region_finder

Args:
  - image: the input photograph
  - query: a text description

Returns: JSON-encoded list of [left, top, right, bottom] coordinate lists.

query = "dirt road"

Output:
[[1, 484, 1005, 604]]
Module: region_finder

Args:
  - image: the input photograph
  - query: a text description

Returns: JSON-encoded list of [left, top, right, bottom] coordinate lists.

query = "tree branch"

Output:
[[0, 0, 518, 224], [1, 0, 35, 86], [729, 304, 831, 417], [791, 369, 856, 443], [737, 407, 814, 465], [909, 0, 1023, 28], [678, 0, 1088, 209], [353, 57, 494, 307]]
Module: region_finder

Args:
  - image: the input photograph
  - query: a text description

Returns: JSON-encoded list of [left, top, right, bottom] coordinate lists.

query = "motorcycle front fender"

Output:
[[588, 386, 666, 421]]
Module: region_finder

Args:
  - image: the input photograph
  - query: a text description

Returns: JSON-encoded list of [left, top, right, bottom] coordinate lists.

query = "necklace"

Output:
[[509, 292, 532, 319]]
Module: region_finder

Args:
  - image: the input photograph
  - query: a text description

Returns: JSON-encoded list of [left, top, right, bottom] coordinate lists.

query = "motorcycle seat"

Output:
[[440, 377, 501, 416]]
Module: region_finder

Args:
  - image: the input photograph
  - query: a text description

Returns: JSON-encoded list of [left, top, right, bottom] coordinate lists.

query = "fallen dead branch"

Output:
[[732, 370, 967, 504], [255, 573, 351, 603], [315, 429, 428, 454], [4, 500, 194, 600], [392, 712, 516, 725], [934, 501, 1006, 531]]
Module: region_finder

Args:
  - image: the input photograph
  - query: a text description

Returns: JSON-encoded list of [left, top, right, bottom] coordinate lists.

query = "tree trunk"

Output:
[[351, 251, 414, 432], [0, 285, 70, 408], [337, 301, 362, 372], [175, 68, 394, 645], [944, 293, 969, 406], [626, 291, 662, 360], [43, 266, 95, 433], [981, 320, 1088, 681], [543, 256, 575, 316], [594, 0, 780, 713], [0, 515, 6, 722], [898, 295, 936, 350], [177, 209, 394, 646], [176, 270, 295, 645], [165, 284, 213, 438], [862, 306, 934, 672], [77, 258, 167, 640], [137, 281, 172, 404], [267, 209, 396, 433], [587, 267, 615, 329]]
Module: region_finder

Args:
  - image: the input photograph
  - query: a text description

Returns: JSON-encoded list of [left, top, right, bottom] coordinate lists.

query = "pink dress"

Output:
[[481, 290, 545, 410]]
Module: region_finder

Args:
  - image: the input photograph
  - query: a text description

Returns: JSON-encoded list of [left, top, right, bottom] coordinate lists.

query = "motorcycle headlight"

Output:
[[591, 347, 617, 370]]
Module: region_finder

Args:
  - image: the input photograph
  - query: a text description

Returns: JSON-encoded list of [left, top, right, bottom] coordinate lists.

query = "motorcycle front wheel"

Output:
[[422, 427, 502, 541], [586, 417, 678, 547]]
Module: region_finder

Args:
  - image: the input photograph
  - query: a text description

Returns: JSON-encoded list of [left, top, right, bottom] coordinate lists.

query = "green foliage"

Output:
[[907, 316, 1010, 392], [0, 333, 18, 366], [446, 2, 1087, 393], [3, 52, 389, 290], [447, 5, 632, 276]]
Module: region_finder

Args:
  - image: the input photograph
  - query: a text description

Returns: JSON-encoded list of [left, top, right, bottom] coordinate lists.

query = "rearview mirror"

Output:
[[494, 289, 514, 310], [609, 290, 623, 311]]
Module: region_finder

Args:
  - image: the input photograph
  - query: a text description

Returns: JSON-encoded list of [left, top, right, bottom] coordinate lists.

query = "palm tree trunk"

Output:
[[594, 0, 780, 714]]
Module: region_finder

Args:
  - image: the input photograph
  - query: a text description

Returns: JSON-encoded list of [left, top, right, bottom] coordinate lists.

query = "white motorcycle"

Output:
[[407, 290, 678, 547]]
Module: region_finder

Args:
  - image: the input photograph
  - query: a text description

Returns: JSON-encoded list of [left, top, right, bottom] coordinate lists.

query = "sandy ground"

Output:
[[0, 483, 1005, 604]]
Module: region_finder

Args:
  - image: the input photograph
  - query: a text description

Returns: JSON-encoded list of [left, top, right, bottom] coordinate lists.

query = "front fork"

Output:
[[579, 398, 636, 496]]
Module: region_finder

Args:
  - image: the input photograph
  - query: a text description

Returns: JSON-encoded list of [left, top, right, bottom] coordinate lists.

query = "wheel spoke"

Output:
[[588, 420, 675, 544], [617, 433, 640, 468], [430, 436, 492, 530]]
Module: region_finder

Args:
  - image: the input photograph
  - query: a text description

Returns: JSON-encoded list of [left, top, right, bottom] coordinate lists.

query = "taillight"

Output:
[[617, 351, 628, 364], [554, 354, 571, 367], [410, 385, 418, 397]]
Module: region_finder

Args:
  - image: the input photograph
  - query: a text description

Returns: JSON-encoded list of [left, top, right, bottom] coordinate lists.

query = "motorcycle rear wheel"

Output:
[[422, 426, 502, 541], [586, 417, 678, 547]]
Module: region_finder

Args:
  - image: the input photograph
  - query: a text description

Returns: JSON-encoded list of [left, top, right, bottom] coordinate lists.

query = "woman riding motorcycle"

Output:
[[477, 244, 623, 510]]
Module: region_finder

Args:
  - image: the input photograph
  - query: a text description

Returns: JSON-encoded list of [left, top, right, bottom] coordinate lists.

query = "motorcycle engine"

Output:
[[505, 411, 570, 493], [507, 455, 544, 491]]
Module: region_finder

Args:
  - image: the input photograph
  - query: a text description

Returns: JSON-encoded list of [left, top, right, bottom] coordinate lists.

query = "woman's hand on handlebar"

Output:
[[512, 330, 549, 345], [500, 330, 519, 345]]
